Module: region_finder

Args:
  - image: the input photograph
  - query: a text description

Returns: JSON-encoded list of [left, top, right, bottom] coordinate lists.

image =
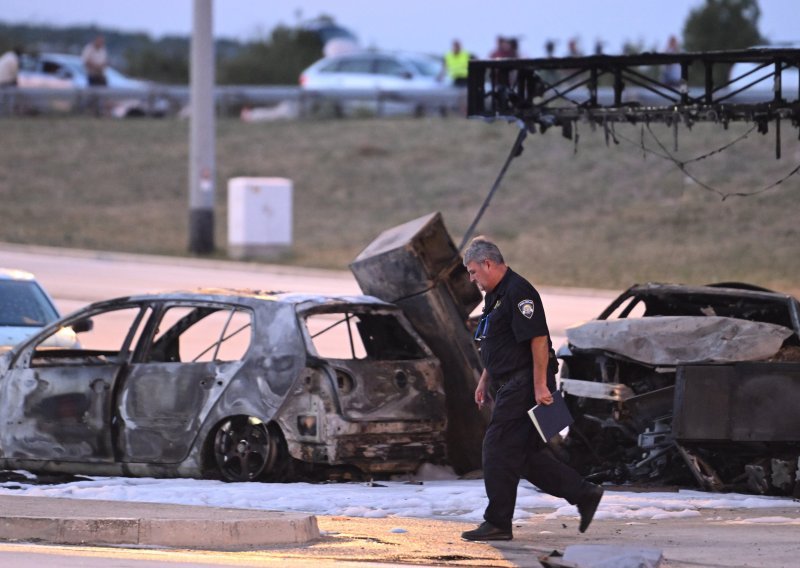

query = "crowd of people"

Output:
[[441, 34, 683, 87]]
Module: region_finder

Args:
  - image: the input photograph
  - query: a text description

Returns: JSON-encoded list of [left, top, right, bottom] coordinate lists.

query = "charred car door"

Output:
[[303, 306, 445, 421], [0, 304, 150, 462], [117, 302, 253, 463]]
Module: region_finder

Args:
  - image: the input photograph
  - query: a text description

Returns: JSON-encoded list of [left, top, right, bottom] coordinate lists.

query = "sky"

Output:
[[0, 464, 797, 526], [1, 0, 798, 58]]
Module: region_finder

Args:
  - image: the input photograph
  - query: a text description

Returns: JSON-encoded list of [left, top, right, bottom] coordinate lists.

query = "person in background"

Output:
[[459, 237, 604, 542], [82, 35, 108, 86], [0, 46, 22, 87], [661, 35, 682, 87], [490, 36, 515, 59], [443, 39, 472, 87], [567, 38, 583, 58]]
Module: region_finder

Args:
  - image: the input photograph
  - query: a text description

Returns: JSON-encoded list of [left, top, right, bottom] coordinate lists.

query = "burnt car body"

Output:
[[556, 282, 800, 495], [0, 290, 447, 481]]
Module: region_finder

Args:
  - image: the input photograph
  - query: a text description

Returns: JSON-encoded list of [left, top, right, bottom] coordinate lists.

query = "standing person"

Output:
[[661, 35, 682, 87], [0, 46, 22, 87], [82, 35, 108, 86], [567, 38, 582, 57], [490, 36, 515, 59], [442, 39, 471, 87], [460, 237, 603, 541]]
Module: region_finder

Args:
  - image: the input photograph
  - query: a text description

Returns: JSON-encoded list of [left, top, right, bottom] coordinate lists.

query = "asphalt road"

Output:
[[3, 505, 800, 567]]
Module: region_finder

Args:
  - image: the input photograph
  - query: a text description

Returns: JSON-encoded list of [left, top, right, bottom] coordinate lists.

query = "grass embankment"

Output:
[[0, 116, 798, 294]]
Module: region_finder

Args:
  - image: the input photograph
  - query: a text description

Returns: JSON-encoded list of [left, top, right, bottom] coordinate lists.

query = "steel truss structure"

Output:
[[467, 48, 800, 133]]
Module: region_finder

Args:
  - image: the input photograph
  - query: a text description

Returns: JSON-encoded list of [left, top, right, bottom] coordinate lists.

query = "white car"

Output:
[[0, 268, 77, 350], [299, 51, 449, 116]]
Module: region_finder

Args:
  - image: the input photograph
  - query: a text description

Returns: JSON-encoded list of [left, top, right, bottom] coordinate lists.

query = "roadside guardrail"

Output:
[[0, 85, 466, 118]]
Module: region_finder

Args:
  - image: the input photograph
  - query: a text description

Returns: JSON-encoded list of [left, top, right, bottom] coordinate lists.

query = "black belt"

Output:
[[491, 368, 531, 392]]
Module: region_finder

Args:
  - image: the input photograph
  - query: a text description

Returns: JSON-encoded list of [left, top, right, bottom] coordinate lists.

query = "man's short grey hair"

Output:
[[463, 236, 505, 266]]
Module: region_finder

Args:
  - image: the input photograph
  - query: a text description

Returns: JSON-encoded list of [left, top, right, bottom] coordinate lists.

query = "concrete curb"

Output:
[[0, 495, 319, 550]]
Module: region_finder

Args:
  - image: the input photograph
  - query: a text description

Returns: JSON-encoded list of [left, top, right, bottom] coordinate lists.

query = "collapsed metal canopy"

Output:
[[467, 48, 800, 131]]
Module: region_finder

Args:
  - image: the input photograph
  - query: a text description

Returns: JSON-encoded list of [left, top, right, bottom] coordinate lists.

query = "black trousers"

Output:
[[482, 369, 587, 531]]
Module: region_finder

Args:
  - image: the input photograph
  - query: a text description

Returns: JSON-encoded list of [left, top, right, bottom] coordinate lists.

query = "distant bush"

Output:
[[217, 26, 323, 85]]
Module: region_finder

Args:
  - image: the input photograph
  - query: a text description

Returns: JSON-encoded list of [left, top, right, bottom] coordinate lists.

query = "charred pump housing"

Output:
[[350, 212, 487, 474]]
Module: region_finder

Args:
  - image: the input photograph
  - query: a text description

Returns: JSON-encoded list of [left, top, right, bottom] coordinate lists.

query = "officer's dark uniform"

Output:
[[476, 267, 589, 532]]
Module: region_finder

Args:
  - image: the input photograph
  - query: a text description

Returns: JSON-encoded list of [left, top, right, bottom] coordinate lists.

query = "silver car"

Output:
[[0, 268, 76, 350], [299, 50, 449, 116], [0, 290, 447, 482]]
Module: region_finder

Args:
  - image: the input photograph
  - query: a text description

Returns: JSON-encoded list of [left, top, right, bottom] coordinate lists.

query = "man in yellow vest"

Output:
[[443, 40, 472, 87]]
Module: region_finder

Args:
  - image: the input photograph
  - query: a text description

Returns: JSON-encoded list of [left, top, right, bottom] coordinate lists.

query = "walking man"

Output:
[[461, 237, 603, 541]]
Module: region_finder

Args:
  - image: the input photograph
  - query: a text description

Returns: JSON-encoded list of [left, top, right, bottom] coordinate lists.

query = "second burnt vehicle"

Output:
[[0, 290, 447, 482], [556, 282, 800, 496]]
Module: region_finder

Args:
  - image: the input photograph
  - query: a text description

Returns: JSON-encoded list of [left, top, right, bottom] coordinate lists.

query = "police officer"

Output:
[[460, 237, 603, 541]]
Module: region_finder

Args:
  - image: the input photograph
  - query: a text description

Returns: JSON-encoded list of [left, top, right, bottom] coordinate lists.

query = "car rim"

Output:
[[213, 417, 271, 482]]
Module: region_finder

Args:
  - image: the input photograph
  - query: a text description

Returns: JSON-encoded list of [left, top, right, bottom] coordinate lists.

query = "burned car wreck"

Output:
[[0, 213, 487, 483], [557, 282, 800, 496], [0, 290, 449, 481]]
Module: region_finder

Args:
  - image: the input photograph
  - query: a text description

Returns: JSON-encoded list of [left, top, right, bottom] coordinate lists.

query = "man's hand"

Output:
[[475, 370, 491, 409], [535, 383, 553, 406], [531, 336, 553, 405], [475, 383, 489, 408]]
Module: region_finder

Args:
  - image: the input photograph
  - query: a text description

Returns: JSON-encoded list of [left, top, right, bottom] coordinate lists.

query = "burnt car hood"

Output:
[[566, 316, 794, 365]]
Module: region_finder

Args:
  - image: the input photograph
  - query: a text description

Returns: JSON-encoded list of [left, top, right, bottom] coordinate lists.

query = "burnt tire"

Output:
[[213, 416, 278, 482]]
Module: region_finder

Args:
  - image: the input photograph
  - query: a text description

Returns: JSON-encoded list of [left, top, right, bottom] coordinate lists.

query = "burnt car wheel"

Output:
[[213, 416, 277, 482]]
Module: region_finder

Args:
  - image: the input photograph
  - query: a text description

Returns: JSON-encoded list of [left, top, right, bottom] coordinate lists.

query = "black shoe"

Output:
[[461, 521, 513, 541], [577, 483, 604, 533]]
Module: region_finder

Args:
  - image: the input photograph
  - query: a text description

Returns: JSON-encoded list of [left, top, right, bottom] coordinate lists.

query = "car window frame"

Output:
[[299, 304, 431, 362], [12, 301, 152, 369], [332, 55, 376, 75], [134, 299, 255, 365], [0, 279, 60, 328], [374, 56, 411, 78]]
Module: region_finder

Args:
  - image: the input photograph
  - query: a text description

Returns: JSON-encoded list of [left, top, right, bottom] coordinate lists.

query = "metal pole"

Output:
[[188, 0, 215, 254], [458, 126, 527, 252]]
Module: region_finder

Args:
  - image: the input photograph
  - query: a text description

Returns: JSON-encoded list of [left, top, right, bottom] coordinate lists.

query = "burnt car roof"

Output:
[[623, 282, 791, 300], [597, 282, 800, 336], [84, 289, 396, 311]]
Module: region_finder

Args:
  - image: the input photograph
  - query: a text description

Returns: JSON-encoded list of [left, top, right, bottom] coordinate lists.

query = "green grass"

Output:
[[1, 115, 799, 295]]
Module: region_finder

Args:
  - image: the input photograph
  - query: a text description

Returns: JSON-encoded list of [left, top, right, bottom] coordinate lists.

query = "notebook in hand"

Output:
[[528, 390, 574, 443]]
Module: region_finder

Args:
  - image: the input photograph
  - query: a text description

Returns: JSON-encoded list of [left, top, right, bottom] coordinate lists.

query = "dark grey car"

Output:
[[0, 290, 447, 481]]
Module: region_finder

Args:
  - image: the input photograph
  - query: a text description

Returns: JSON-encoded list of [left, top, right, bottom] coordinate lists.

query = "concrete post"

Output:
[[188, 0, 215, 254]]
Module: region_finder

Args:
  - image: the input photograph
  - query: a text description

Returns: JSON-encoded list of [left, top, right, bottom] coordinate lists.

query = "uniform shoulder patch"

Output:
[[517, 299, 535, 319]]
